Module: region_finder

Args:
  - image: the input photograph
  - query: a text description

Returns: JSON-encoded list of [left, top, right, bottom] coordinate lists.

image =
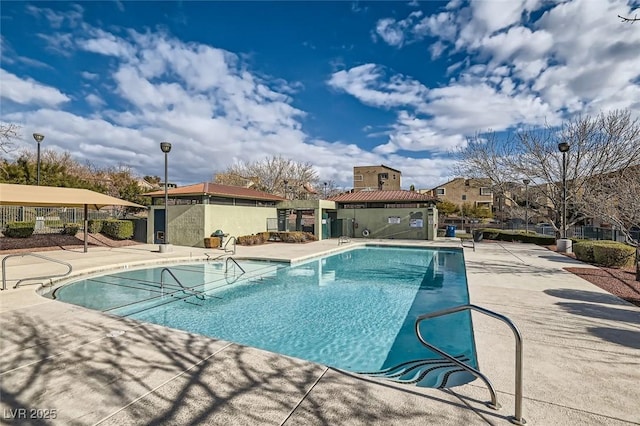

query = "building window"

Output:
[[354, 174, 363, 181], [436, 188, 445, 195], [461, 195, 467, 201], [480, 187, 492, 196], [379, 173, 388, 180], [393, 174, 396, 179]]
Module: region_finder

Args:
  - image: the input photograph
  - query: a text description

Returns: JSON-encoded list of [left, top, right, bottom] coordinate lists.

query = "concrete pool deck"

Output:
[[1, 239, 639, 425]]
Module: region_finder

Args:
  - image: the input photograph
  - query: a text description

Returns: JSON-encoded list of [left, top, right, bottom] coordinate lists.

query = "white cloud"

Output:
[[328, 64, 429, 109], [374, 111, 467, 154], [26, 4, 84, 29], [0, 69, 70, 107], [374, 11, 423, 47], [81, 71, 99, 80], [85, 93, 106, 108]]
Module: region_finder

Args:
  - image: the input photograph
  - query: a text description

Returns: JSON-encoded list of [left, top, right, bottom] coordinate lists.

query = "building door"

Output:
[[154, 209, 166, 244]]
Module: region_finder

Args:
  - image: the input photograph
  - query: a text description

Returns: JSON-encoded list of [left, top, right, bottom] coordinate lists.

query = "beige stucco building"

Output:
[[144, 183, 439, 247], [353, 165, 402, 192], [423, 177, 494, 211]]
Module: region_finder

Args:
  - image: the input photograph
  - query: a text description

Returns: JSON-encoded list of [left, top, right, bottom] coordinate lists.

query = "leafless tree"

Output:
[[0, 123, 21, 154], [618, 14, 639, 23], [578, 167, 640, 280], [454, 110, 640, 237], [214, 155, 320, 199]]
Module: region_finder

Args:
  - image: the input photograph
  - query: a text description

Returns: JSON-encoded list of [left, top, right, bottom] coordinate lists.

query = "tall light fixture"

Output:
[[323, 182, 328, 199], [160, 142, 172, 248], [522, 179, 530, 233], [558, 142, 570, 240], [33, 133, 45, 185]]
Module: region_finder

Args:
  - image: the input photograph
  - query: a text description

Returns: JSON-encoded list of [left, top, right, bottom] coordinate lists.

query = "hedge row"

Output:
[[4, 221, 36, 238], [478, 228, 556, 245], [237, 231, 317, 246], [87, 219, 105, 234], [102, 220, 134, 240], [574, 241, 635, 268], [62, 223, 81, 236]]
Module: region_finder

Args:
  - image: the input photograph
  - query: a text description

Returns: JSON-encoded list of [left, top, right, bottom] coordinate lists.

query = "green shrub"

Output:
[[574, 240, 622, 264], [4, 221, 36, 238], [477, 228, 555, 245], [102, 220, 133, 240], [87, 219, 105, 234], [63, 223, 81, 236], [44, 220, 64, 228], [592, 242, 635, 268]]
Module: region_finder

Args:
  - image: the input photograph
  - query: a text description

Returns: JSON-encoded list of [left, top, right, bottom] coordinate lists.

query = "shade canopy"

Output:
[[0, 183, 146, 210]]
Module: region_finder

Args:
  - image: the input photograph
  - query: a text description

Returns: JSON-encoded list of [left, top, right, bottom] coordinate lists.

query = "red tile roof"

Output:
[[329, 190, 437, 203], [144, 182, 285, 201]]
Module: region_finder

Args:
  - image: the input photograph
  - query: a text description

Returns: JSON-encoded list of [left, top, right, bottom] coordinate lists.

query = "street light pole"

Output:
[[523, 179, 530, 233], [33, 133, 45, 185], [160, 142, 172, 251], [323, 182, 327, 199], [558, 142, 570, 241]]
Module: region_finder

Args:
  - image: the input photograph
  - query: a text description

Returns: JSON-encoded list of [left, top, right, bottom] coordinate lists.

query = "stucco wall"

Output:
[[337, 207, 432, 240], [204, 205, 277, 245], [148, 204, 277, 247]]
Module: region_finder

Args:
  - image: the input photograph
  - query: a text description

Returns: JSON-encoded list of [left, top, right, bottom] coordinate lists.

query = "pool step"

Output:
[[356, 355, 475, 388]]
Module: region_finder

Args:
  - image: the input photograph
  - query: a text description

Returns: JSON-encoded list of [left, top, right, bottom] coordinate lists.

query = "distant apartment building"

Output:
[[353, 165, 401, 192], [422, 177, 495, 211]]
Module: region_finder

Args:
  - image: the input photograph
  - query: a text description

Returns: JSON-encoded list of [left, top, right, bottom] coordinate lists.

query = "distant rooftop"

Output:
[[144, 182, 285, 201]]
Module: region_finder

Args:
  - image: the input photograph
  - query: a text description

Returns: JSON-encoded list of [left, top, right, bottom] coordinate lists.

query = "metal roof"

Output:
[[329, 190, 437, 203], [144, 182, 285, 201]]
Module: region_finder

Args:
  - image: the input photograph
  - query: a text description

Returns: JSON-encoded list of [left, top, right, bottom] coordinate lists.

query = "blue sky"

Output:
[[1, 0, 639, 190]]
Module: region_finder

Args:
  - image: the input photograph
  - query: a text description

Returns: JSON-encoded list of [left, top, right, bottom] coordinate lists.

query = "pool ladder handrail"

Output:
[[2, 252, 73, 290], [160, 268, 205, 300], [225, 257, 245, 274], [223, 236, 237, 254], [415, 304, 525, 425]]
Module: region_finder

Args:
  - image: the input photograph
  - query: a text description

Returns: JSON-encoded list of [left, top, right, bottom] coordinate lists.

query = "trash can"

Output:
[[212, 229, 225, 246], [445, 225, 456, 237], [473, 230, 484, 242]]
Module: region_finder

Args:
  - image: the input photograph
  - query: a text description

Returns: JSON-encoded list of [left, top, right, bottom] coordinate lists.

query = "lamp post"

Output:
[[33, 133, 45, 185], [522, 179, 530, 233], [283, 180, 288, 200], [160, 142, 172, 251], [558, 142, 570, 251], [323, 182, 328, 199]]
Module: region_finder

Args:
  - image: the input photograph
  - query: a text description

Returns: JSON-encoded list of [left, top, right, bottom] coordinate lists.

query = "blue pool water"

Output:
[[52, 246, 477, 388]]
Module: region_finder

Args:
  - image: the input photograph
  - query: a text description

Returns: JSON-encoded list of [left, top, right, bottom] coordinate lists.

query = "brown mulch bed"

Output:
[[0, 233, 140, 254], [543, 244, 640, 307], [565, 267, 640, 307]]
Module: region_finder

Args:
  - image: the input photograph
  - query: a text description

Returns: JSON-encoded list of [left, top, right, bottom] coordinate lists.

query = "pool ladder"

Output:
[[160, 268, 206, 300], [2, 252, 73, 290], [415, 304, 525, 425]]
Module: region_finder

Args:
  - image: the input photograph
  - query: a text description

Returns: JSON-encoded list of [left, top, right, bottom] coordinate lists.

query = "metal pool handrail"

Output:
[[415, 304, 525, 425], [160, 268, 205, 300], [2, 252, 73, 290], [223, 236, 237, 254], [225, 257, 245, 274]]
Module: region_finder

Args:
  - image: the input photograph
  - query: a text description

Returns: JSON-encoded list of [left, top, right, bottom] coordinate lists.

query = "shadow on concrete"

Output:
[[464, 259, 563, 276], [536, 255, 585, 265], [555, 302, 640, 325], [587, 327, 640, 350], [0, 305, 501, 425], [544, 288, 630, 306]]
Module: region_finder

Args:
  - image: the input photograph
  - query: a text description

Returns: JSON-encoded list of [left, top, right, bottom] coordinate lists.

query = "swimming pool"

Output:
[[51, 246, 477, 388]]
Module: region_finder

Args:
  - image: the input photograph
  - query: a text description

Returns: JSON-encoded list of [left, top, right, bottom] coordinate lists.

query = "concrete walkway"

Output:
[[1, 239, 639, 425]]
